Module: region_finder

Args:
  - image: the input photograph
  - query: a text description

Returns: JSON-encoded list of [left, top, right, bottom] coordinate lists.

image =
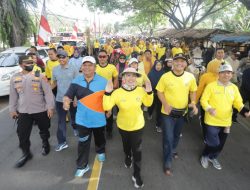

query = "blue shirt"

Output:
[[65, 74, 107, 128], [68, 57, 83, 72], [52, 63, 79, 102]]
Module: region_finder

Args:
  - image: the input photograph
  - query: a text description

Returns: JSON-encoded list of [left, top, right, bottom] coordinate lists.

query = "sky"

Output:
[[34, 0, 126, 30]]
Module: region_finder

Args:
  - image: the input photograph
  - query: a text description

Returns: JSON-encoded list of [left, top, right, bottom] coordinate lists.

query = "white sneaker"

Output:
[[200, 156, 209, 169], [55, 142, 68, 152], [208, 158, 222, 170], [156, 126, 162, 133], [75, 165, 90, 177]]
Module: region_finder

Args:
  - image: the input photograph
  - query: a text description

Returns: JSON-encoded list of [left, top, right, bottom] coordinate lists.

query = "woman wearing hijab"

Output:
[[116, 53, 128, 87], [68, 47, 83, 72], [148, 60, 165, 132], [103, 68, 153, 189]]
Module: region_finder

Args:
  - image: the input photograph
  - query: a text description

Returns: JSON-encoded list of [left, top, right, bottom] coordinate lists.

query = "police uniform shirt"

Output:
[[9, 72, 55, 114]]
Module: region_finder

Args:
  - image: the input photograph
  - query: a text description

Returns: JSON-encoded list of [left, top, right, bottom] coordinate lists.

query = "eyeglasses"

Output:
[[98, 55, 107, 59], [119, 57, 126, 60]]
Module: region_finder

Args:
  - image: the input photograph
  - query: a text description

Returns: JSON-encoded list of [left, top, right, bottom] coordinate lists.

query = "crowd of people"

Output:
[[8, 37, 250, 189]]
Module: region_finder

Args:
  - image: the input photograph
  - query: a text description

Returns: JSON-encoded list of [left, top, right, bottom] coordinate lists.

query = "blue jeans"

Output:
[[162, 114, 185, 169], [56, 101, 76, 144]]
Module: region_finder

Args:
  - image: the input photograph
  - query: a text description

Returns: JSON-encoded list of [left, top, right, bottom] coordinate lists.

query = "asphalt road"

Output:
[[0, 96, 249, 190]]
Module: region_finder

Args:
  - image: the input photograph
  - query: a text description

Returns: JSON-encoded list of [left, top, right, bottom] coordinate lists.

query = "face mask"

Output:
[[24, 65, 34, 72]]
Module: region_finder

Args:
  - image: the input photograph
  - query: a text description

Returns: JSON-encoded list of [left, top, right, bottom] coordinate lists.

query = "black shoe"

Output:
[[15, 152, 33, 168], [125, 155, 132, 168], [106, 132, 113, 139], [232, 118, 239, 124], [42, 143, 50, 156], [132, 174, 144, 188]]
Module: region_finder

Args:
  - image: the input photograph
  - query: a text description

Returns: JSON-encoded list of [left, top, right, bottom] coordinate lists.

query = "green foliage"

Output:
[[220, 5, 250, 32], [77, 0, 246, 29], [122, 10, 167, 35], [0, 0, 37, 47]]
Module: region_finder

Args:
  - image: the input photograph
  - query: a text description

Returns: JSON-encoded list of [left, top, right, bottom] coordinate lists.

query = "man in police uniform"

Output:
[[9, 55, 55, 168]]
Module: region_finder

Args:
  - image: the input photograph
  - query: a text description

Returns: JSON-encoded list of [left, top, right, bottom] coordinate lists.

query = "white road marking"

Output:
[[0, 106, 9, 114]]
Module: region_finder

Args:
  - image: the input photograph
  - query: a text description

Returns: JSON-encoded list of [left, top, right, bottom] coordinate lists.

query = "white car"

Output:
[[0, 46, 49, 96]]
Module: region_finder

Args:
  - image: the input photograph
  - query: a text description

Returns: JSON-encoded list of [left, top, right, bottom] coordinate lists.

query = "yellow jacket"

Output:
[[200, 81, 244, 127], [196, 72, 218, 103], [103, 87, 153, 131], [206, 58, 224, 73]]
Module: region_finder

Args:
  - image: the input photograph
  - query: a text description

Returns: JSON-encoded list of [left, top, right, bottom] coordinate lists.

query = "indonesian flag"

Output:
[[71, 22, 78, 39], [37, 0, 52, 46]]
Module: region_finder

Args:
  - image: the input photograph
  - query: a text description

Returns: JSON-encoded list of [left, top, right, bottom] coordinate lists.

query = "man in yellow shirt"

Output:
[[93, 39, 100, 56], [156, 53, 198, 176], [206, 48, 225, 73], [45, 48, 60, 95], [96, 50, 118, 138], [171, 42, 183, 57], [156, 42, 166, 60], [196, 65, 219, 140], [200, 64, 250, 170]]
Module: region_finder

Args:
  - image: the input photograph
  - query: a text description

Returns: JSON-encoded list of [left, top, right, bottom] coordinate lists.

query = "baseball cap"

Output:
[[57, 50, 68, 57], [173, 53, 187, 62], [82, 56, 96, 64], [128, 58, 139, 66], [219, 63, 233, 73], [19, 55, 34, 64], [122, 67, 141, 77]]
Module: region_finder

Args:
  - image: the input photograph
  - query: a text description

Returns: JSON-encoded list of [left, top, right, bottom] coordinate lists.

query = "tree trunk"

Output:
[[33, 32, 37, 46]]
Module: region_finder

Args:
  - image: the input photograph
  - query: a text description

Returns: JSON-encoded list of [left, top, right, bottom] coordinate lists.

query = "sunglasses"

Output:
[[58, 56, 67, 59], [119, 57, 126, 59], [98, 55, 107, 59]]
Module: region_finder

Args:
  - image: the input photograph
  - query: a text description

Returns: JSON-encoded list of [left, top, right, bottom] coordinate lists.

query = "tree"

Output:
[[0, 0, 37, 47], [78, 0, 242, 29], [220, 5, 250, 32], [122, 10, 167, 36], [239, 0, 250, 10]]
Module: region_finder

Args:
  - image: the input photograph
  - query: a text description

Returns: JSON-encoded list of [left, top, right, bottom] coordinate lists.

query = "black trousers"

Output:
[[148, 94, 162, 127], [199, 106, 206, 140], [119, 128, 143, 177], [17, 111, 50, 154], [76, 125, 106, 169], [106, 112, 113, 133]]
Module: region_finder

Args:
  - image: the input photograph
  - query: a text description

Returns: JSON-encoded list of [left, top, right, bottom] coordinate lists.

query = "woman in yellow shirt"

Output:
[[103, 68, 153, 189], [128, 58, 149, 87]]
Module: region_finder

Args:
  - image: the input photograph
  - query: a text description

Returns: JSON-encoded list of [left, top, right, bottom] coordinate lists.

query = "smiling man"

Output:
[[156, 53, 198, 176], [200, 64, 250, 170], [63, 56, 108, 178], [52, 50, 79, 152]]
